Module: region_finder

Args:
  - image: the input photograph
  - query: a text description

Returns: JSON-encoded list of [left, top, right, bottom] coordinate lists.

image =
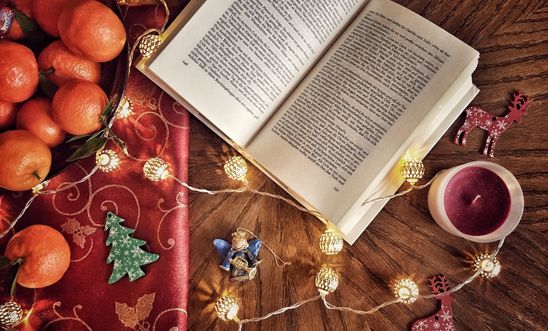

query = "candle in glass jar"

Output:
[[428, 161, 523, 242]]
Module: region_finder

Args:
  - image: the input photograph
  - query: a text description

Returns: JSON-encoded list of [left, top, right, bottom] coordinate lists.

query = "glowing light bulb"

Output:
[[116, 96, 133, 119], [473, 254, 501, 278], [96, 149, 121, 172], [394, 278, 419, 304], [319, 228, 343, 255], [224, 156, 248, 182], [143, 157, 170, 181], [139, 34, 163, 58], [215, 295, 240, 321], [400, 158, 425, 185], [315, 266, 339, 295], [0, 301, 23, 327]]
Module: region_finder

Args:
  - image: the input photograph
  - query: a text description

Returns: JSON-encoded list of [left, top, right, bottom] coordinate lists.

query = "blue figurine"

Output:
[[213, 229, 262, 281]]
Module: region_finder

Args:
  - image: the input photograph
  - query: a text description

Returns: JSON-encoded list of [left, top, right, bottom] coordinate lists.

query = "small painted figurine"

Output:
[[411, 274, 456, 331], [213, 230, 262, 281], [454, 91, 529, 157]]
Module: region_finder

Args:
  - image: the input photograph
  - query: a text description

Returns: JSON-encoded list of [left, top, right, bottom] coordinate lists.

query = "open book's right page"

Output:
[[248, 0, 478, 238]]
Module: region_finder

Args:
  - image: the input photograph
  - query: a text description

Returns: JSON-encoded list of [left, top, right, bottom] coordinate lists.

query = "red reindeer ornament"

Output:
[[411, 275, 456, 331], [454, 91, 529, 157]]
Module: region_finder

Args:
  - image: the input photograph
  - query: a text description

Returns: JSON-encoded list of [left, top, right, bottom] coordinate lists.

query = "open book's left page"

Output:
[[145, 0, 366, 146]]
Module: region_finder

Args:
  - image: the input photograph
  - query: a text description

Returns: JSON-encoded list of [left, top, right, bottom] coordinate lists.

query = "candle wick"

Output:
[[472, 194, 482, 204]]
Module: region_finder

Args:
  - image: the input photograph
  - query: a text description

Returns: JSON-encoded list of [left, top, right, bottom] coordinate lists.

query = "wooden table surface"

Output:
[[186, 0, 548, 330]]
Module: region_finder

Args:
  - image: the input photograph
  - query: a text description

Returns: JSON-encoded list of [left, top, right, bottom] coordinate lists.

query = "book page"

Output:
[[339, 79, 478, 243], [248, 0, 478, 222], [147, 0, 366, 146]]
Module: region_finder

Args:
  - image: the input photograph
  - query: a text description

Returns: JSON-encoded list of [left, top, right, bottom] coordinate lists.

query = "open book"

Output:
[[138, 0, 479, 244]]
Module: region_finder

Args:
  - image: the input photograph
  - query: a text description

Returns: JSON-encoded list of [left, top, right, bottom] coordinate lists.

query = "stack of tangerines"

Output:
[[0, 0, 126, 191]]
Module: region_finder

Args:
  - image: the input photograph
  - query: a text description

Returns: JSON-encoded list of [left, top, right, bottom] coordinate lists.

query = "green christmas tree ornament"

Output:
[[105, 212, 159, 284]]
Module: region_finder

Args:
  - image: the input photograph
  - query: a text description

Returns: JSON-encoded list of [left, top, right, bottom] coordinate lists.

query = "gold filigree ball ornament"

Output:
[[319, 228, 344, 255], [143, 157, 170, 181], [139, 33, 163, 58], [473, 254, 501, 278], [96, 149, 121, 172], [224, 156, 248, 182], [315, 266, 339, 296], [400, 159, 425, 185], [0, 301, 23, 328], [215, 295, 240, 322], [394, 278, 420, 304], [116, 96, 133, 119]]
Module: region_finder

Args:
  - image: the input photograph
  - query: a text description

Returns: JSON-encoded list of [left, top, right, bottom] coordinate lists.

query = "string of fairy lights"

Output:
[[0, 5, 506, 329], [2, 136, 505, 329], [138, 153, 505, 330]]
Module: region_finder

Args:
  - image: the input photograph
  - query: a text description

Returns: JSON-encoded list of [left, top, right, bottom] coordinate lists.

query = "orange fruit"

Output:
[[6, 19, 26, 41], [0, 130, 51, 191], [33, 0, 79, 37], [17, 98, 66, 147], [0, 101, 18, 130], [58, 0, 126, 62], [0, 41, 39, 103], [38, 40, 101, 87], [5, 225, 71, 288], [52, 80, 107, 135], [5, 0, 33, 41]]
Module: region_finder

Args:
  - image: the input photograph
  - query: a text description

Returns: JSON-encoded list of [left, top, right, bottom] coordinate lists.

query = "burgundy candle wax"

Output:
[[443, 167, 511, 236], [428, 161, 524, 243]]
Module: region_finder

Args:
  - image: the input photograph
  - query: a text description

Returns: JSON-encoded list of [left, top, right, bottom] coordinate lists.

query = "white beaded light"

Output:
[[143, 157, 170, 181], [400, 159, 425, 185], [223, 156, 248, 182], [473, 254, 501, 278], [116, 96, 133, 119], [315, 266, 339, 295], [319, 228, 344, 255], [215, 295, 240, 321], [139, 34, 162, 58], [0, 301, 23, 327], [394, 278, 419, 304], [96, 149, 121, 172]]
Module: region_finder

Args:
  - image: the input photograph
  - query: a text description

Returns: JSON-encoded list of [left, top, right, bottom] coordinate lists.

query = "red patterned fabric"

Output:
[[0, 3, 190, 330]]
